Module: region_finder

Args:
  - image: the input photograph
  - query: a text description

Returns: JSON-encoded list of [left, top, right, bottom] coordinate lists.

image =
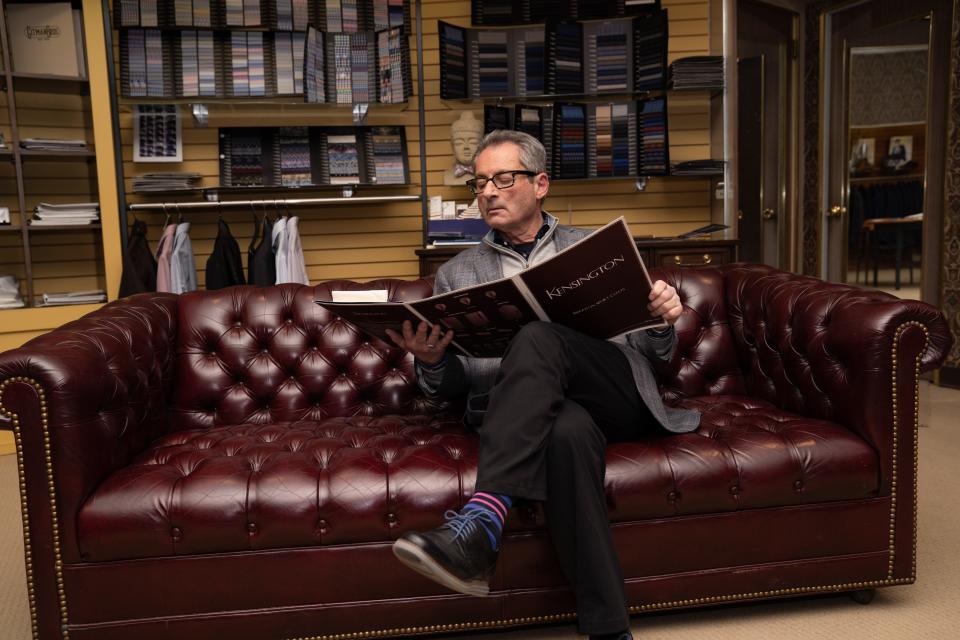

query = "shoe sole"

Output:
[[392, 538, 491, 597]]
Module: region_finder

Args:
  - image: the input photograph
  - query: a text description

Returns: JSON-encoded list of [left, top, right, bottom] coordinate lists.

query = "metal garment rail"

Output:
[[128, 195, 421, 211]]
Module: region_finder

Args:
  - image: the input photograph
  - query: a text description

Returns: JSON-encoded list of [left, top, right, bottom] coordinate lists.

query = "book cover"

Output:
[[6, 3, 80, 77], [316, 217, 667, 357]]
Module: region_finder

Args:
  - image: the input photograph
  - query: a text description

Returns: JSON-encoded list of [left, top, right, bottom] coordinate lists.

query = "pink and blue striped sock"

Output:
[[462, 492, 513, 549]]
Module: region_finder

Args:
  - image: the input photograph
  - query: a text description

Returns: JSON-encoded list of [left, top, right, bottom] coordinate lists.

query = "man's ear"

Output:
[[535, 173, 550, 200]]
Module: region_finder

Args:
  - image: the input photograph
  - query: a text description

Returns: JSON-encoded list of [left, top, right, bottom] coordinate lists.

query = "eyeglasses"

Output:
[[466, 170, 537, 196]]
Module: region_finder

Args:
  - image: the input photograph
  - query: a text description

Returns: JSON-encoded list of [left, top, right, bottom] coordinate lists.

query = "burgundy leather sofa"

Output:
[[0, 264, 951, 640]]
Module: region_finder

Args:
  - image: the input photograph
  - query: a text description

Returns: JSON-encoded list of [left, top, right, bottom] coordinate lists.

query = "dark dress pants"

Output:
[[474, 321, 657, 635]]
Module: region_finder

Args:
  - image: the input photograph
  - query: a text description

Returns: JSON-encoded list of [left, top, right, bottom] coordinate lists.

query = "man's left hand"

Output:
[[648, 280, 682, 326]]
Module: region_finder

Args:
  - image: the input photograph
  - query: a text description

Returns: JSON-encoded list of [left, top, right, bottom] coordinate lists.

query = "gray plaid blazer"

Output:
[[425, 216, 700, 434]]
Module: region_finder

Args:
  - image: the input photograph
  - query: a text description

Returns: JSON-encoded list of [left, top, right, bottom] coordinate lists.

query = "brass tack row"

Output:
[[0, 376, 69, 639]]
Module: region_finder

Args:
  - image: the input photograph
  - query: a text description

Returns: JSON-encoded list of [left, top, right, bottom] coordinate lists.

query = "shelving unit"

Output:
[[0, 0, 109, 309]]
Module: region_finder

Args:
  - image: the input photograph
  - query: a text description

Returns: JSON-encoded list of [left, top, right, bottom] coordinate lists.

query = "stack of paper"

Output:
[[39, 290, 106, 306], [0, 275, 25, 309], [31, 202, 100, 226], [669, 56, 724, 89], [132, 172, 202, 192], [20, 138, 88, 151]]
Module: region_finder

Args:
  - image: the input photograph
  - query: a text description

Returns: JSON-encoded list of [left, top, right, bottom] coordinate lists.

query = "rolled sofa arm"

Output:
[[656, 264, 951, 496], [0, 293, 179, 563]]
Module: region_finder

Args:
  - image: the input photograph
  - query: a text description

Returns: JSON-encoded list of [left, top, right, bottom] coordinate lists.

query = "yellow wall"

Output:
[[0, 0, 712, 352], [122, 0, 713, 290]]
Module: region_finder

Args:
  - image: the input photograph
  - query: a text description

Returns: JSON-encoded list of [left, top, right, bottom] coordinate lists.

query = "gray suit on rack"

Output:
[[420, 216, 700, 435]]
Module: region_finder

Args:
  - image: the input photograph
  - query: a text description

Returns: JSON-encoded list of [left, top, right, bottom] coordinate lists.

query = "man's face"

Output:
[[474, 143, 547, 231], [452, 131, 482, 165]]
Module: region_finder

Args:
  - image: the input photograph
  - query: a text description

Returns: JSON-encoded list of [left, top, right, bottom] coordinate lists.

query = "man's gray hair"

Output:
[[473, 129, 547, 175]]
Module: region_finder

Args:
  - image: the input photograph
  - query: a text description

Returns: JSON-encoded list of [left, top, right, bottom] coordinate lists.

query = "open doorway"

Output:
[[821, 0, 951, 303]]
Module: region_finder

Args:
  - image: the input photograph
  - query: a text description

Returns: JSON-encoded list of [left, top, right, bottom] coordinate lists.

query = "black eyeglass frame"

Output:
[[466, 170, 538, 196]]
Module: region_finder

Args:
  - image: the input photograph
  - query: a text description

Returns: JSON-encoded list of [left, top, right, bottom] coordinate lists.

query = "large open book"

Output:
[[315, 217, 667, 357]]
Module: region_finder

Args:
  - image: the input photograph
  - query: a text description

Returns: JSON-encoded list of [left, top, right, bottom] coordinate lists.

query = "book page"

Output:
[[408, 278, 542, 357], [517, 217, 667, 336]]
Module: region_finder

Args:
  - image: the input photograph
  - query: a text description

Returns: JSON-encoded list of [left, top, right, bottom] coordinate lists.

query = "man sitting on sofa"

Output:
[[386, 130, 699, 640]]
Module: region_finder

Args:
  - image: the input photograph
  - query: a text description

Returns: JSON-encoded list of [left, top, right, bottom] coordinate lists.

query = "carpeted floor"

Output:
[[1, 381, 958, 639]]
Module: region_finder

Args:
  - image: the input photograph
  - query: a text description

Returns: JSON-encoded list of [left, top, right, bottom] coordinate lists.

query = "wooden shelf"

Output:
[[19, 149, 95, 160], [26, 223, 101, 232], [0, 225, 20, 232], [5, 72, 89, 95]]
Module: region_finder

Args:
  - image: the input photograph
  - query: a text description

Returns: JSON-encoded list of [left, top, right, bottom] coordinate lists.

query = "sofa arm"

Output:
[[0, 293, 179, 563], [721, 265, 950, 486]]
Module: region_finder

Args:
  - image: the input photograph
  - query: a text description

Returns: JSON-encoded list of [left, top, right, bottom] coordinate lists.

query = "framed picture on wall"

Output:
[[887, 135, 913, 169], [133, 105, 182, 162], [849, 137, 875, 172]]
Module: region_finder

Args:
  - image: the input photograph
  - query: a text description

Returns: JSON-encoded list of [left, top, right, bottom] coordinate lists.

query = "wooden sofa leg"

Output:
[[849, 589, 876, 604]]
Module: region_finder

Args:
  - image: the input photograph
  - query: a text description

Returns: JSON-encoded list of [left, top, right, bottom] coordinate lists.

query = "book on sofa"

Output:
[[316, 217, 666, 357]]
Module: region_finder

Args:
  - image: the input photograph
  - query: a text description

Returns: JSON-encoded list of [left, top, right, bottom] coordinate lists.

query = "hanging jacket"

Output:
[[206, 219, 246, 290], [272, 216, 291, 284], [155, 223, 178, 293], [170, 222, 198, 294], [250, 217, 277, 286], [119, 219, 158, 296], [247, 216, 262, 284], [286, 216, 310, 285]]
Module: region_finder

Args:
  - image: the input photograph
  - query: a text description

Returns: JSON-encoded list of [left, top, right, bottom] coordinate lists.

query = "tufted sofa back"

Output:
[[654, 263, 948, 431], [170, 279, 439, 431]]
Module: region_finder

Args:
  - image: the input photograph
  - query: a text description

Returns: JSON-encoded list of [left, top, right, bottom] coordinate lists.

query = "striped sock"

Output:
[[462, 492, 513, 549]]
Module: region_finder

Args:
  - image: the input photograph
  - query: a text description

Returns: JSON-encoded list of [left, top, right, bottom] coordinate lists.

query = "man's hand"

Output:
[[648, 280, 682, 326], [385, 320, 455, 365]]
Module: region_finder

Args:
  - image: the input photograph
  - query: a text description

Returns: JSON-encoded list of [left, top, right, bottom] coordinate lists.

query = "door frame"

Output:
[[819, 0, 952, 304], [737, 0, 804, 271]]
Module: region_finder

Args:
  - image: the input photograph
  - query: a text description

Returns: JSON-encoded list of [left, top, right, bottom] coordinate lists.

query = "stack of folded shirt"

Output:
[[39, 290, 106, 306], [132, 172, 203, 192], [30, 202, 100, 226], [0, 275, 25, 309], [20, 138, 88, 151], [670, 159, 725, 176]]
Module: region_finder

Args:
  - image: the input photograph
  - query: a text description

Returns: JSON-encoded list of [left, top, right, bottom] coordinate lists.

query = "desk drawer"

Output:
[[654, 247, 732, 268]]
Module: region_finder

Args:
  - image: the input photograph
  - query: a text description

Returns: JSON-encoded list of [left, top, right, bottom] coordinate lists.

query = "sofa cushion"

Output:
[[77, 397, 879, 562]]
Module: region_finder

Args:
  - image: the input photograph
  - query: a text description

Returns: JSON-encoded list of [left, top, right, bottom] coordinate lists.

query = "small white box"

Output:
[[429, 195, 443, 219], [442, 201, 456, 220]]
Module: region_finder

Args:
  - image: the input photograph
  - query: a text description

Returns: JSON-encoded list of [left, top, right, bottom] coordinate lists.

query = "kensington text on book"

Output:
[[316, 217, 666, 357]]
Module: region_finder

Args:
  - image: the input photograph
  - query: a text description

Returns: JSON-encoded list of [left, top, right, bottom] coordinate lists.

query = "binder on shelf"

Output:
[[471, 0, 662, 25], [484, 104, 511, 133], [584, 18, 633, 95], [547, 21, 583, 96], [636, 95, 668, 175], [439, 21, 468, 100], [121, 28, 176, 97], [633, 8, 668, 92], [6, 2, 82, 77], [552, 102, 587, 179], [219, 125, 409, 188]]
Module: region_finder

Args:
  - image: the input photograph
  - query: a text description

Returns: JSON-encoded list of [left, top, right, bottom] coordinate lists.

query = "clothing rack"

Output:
[[128, 194, 421, 211]]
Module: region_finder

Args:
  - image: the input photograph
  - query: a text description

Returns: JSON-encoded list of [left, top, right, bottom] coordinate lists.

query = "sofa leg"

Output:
[[849, 589, 876, 604]]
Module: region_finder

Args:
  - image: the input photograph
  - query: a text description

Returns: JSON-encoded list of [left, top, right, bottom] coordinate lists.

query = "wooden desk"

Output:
[[416, 238, 738, 278], [857, 215, 923, 289]]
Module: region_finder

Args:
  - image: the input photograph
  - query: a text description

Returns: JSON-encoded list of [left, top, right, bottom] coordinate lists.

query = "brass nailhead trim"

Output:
[[1, 322, 930, 640], [0, 377, 69, 640], [284, 321, 931, 640]]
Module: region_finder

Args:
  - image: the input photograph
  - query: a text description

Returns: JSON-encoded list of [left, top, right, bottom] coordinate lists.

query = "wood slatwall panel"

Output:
[[118, 0, 712, 286], [13, 90, 104, 298]]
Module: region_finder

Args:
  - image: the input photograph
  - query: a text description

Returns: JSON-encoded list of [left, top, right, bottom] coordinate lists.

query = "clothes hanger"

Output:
[[176, 203, 183, 223], [218, 201, 223, 222], [162, 203, 171, 229]]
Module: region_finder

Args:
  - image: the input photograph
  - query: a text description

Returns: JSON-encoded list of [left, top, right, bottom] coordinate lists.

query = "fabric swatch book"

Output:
[[316, 217, 666, 357]]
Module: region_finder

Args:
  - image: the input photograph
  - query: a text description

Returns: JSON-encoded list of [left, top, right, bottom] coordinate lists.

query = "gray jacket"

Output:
[[417, 214, 700, 434]]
